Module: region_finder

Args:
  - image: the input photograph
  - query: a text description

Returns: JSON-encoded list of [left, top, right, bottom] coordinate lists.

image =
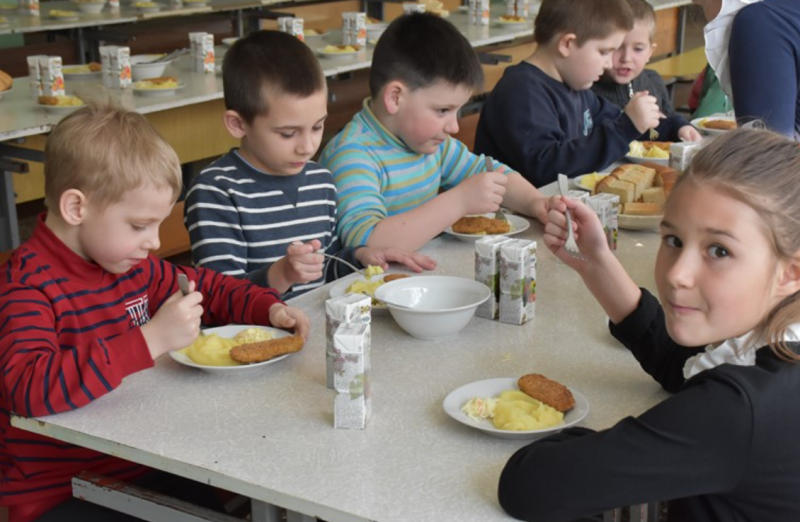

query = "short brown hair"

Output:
[[223, 30, 326, 123], [370, 13, 484, 97], [626, 0, 656, 38], [681, 128, 800, 362], [44, 97, 181, 210], [534, 0, 634, 46]]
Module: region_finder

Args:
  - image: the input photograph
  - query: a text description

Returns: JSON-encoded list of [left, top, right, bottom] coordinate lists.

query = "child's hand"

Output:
[[678, 124, 702, 142], [544, 196, 608, 271], [141, 282, 204, 359], [269, 304, 310, 340], [282, 239, 324, 285], [354, 246, 437, 273], [454, 171, 508, 215], [624, 91, 661, 134]]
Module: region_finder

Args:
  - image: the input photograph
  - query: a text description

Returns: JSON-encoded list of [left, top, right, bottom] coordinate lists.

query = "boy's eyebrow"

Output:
[[273, 115, 328, 130]]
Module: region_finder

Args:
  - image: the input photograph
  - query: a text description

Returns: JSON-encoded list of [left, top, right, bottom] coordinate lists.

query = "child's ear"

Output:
[[556, 33, 578, 58], [776, 254, 800, 299], [646, 42, 657, 63], [223, 110, 248, 139], [59, 189, 87, 226], [382, 81, 405, 115]]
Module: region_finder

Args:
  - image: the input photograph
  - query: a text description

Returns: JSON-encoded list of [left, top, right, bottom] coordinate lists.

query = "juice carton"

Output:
[[515, 0, 529, 18], [289, 18, 305, 42], [669, 141, 700, 173], [277, 16, 294, 33], [110, 46, 131, 89], [352, 12, 366, 47], [18, 0, 39, 16], [565, 189, 589, 204], [341, 12, 354, 45], [27, 55, 45, 98], [587, 193, 619, 251], [474, 236, 513, 320], [38, 56, 64, 97], [168, 0, 182, 9], [325, 293, 371, 389], [190, 32, 215, 73], [478, 0, 490, 25], [505, 0, 516, 16], [499, 239, 536, 325], [402, 2, 425, 14], [333, 323, 371, 430]]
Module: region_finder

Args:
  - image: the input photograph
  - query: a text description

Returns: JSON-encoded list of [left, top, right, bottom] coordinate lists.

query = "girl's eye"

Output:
[[132, 224, 146, 232], [312, 125, 324, 132], [280, 131, 296, 138], [437, 108, 451, 115], [663, 235, 682, 248], [708, 245, 730, 259]]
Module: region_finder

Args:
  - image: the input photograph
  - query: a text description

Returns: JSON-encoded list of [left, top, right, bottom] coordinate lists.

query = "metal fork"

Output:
[[316, 250, 367, 276], [484, 157, 508, 223], [628, 82, 660, 140], [557, 174, 580, 256]]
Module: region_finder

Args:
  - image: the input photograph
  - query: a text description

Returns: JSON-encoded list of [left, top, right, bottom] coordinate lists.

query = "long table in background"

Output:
[[12, 214, 670, 522]]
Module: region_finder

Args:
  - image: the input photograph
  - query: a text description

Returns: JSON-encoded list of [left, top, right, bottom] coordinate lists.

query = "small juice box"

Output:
[[505, 0, 515, 17], [109, 46, 131, 89], [341, 12, 354, 45], [402, 2, 425, 14], [352, 12, 366, 47], [18, 0, 39, 16], [289, 18, 305, 41], [168, 0, 182, 9], [277, 16, 294, 33], [27, 55, 45, 98], [587, 193, 619, 251], [190, 32, 215, 73], [479, 0, 490, 25], [565, 189, 590, 203], [468, 0, 478, 24], [669, 141, 700, 173], [515, 0, 529, 18], [38, 56, 64, 97], [333, 323, 371, 430], [474, 236, 513, 320], [325, 293, 371, 389], [499, 239, 537, 325]]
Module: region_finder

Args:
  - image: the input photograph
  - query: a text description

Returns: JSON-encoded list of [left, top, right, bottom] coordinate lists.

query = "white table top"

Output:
[[13, 219, 669, 522]]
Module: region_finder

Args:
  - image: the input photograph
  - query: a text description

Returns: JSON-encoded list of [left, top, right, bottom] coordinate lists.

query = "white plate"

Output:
[[619, 213, 662, 230], [327, 272, 408, 314], [691, 116, 737, 136], [317, 47, 361, 59], [39, 102, 85, 113], [62, 64, 102, 80], [443, 377, 590, 440], [444, 212, 530, 242], [133, 83, 185, 96], [572, 173, 608, 192], [222, 36, 238, 46], [625, 154, 669, 166], [74, 2, 106, 13], [168, 325, 295, 375], [495, 17, 529, 26]]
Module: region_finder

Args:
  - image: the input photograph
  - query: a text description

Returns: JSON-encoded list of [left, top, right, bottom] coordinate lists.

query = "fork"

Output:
[[316, 250, 368, 276], [627, 82, 660, 140], [484, 157, 508, 223], [177, 273, 205, 336], [556, 174, 580, 256]]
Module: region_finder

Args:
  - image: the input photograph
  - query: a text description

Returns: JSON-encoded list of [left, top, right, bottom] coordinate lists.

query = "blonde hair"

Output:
[[682, 128, 800, 362], [626, 0, 656, 39], [44, 96, 182, 210]]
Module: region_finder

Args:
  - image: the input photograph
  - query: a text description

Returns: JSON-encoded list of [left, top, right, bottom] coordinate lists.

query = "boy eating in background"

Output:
[[185, 31, 434, 299], [592, 0, 701, 143], [0, 99, 308, 522], [320, 13, 549, 251], [474, 0, 662, 186]]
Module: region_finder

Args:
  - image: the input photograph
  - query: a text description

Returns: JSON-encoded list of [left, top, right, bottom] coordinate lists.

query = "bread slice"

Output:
[[623, 202, 663, 216], [600, 179, 636, 204], [642, 187, 666, 205]]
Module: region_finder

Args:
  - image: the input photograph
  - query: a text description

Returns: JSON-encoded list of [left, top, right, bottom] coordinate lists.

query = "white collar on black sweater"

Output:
[[683, 322, 800, 379]]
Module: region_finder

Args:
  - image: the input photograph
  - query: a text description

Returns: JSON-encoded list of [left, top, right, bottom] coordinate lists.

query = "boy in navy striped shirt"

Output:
[[184, 31, 435, 299], [0, 100, 308, 522]]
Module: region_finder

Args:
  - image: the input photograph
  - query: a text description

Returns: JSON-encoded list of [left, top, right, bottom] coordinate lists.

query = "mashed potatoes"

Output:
[[629, 141, 669, 159], [346, 265, 385, 306], [462, 390, 563, 431], [179, 327, 274, 366], [322, 44, 359, 53]]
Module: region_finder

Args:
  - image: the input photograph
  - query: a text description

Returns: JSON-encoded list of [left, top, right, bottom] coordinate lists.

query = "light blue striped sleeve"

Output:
[[322, 142, 387, 247], [439, 138, 518, 191]]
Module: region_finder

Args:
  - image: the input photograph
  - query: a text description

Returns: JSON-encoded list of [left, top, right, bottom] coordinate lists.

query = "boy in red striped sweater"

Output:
[[0, 100, 309, 522]]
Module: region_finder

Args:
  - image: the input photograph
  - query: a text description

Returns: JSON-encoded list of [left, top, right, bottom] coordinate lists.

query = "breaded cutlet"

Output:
[[517, 373, 575, 412], [452, 216, 511, 235], [229, 335, 304, 364]]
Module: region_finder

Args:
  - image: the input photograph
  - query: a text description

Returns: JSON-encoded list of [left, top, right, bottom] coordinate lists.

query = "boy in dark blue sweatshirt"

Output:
[[474, 0, 662, 186]]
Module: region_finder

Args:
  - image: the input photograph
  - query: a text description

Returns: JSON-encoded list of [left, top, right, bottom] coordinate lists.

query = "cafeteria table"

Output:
[[11, 212, 670, 522]]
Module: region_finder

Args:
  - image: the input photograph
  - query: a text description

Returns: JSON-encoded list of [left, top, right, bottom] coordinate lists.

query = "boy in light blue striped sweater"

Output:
[[184, 31, 434, 299], [319, 13, 550, 250]]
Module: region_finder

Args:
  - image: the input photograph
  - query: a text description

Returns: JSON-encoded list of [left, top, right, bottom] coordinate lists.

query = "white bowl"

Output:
[[374, 275, 490, 340], [74, 1, 105, 13], [130, 54, 171, 81], [366, 23, 387, 43]]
